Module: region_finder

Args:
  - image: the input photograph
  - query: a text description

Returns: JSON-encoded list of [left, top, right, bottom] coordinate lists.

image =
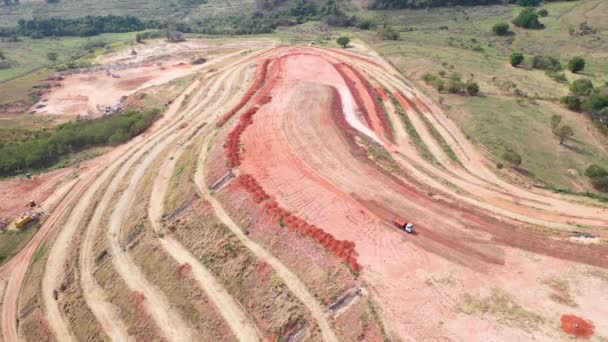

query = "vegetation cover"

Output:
[[0, 16, 158, 38], [0, 109, 160, 176]]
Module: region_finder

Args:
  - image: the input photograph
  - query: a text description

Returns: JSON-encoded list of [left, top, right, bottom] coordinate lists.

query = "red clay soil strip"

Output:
[[234, 175, 361, 272], [217, 58, 271, 127], [348, 65, 395, 143], [376, 87, 388, 101], [225, 106, 258, 167], [561, 314, 595, 339], [332, 62, 394, 143], [332, 63, 373, 129]]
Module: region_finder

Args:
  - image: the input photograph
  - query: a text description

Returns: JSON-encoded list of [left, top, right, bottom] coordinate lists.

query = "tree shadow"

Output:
[[562, 143, 591, 156]]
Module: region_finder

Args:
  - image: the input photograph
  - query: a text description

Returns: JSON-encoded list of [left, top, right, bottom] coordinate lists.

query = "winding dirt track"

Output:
[[2, 43, 608, 341], [147, 64, 262, 342]]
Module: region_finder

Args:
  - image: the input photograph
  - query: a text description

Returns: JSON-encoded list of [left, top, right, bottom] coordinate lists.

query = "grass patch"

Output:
[[0, 32, 137, 83], [32, 242, 46, 264], [0, 225, 39, 266], [377, 95, 396, 143], [457, 289, 544, 332], [416, 109, 462, 166], [356, 135, 405, 177], [543, 277, 577, 307], [387, 92, 437, 164]]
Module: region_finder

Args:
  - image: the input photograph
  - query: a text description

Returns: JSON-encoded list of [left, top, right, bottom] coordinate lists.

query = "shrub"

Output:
[[537, 9, 548, 17], [377, 26, 400, 40], [510, 52, 524, 67], [584, 90, 608, 111], [567, 56, 585, 73], [590, 176, 608, 192], [585, 164, 608, 192], [512, 9, 543, 29], [569, 79, 594, 96], [585, 164, 608, 178], [560, 95, 582, 111], [502, 150, 522, 167], [492, 22, 510, 36], [532, 55, 561, 71], [546, 71, 567, 83], [465, 80, 480, 95], [446, 78, 464, 93]]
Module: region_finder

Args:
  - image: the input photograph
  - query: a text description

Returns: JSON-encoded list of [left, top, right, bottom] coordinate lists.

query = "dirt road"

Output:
[[195, 135, 339, 342]]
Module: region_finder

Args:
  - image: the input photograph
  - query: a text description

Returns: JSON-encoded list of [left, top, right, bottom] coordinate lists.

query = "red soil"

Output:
[[561, 315, 595, 339], [176, 263, 192, 278], [210, 46, 608, 340], [217, 59, 271, 127]]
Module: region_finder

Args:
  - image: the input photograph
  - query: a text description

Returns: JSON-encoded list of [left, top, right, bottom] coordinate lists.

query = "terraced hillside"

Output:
[[0, 40, 607, 341]]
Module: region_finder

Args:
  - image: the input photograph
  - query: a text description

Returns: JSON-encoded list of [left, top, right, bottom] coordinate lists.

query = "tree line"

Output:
[[0, 15, 158, 38], [0, 109, 160, 176]]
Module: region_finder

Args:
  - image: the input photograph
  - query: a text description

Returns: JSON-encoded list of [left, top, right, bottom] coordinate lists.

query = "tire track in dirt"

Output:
[[75, 77, 213, 341], [195, 135, 339, 342], [75, 50, 266, 341]]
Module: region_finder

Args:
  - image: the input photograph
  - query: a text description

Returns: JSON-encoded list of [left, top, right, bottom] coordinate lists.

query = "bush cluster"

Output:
[[423, 72, 479, 95], [512, 8, 543, 29], [0, 109, 160, 176], [585, 164, 608, 192]]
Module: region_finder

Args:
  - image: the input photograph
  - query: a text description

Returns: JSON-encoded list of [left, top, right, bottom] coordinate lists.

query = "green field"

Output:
[[0, 0, 255, 26], [361, 0, 608, 190], [0, 32, 137, 83]]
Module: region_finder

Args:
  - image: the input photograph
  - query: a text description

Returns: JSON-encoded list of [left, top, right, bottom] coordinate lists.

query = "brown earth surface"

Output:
[[1, 41, 607, 342]]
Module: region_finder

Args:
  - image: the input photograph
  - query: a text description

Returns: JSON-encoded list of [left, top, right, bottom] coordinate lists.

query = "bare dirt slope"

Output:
[[1, 41, 607, 342]]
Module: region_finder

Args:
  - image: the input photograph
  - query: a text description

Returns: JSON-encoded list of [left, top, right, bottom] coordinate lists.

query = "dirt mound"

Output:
[[561, 314, 595, 339]]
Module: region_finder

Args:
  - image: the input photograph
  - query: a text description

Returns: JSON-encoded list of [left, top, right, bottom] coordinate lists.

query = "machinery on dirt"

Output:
[[393, 217, 415, 234]]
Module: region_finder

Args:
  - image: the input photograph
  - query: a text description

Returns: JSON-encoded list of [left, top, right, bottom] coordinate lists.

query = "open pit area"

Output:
[[1, 39, 607, 342]]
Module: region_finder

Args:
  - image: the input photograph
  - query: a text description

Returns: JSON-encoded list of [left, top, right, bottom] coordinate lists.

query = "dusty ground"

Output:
[[1, 39, 607, 342]]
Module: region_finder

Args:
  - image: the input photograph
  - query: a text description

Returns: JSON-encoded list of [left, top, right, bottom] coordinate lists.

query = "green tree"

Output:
[[492, 22, 510, 36], [554, 125, 574, 145], [336, 36, 350, 48], [569, 79, 593, 96], [46, 52, 58, 63], [567, 56, 585, 73], [510, 52, 524, 67], [512, 9, 543, 29], [502, 150, 522, 167]]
